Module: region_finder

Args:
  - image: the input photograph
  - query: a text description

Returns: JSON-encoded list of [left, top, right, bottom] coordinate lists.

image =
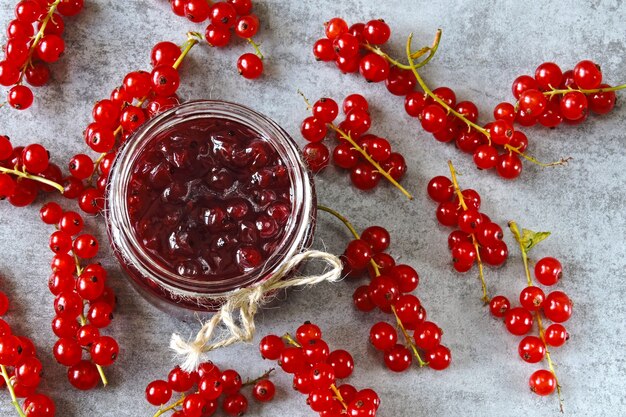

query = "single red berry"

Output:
[[496, 153, 523, 179], [573, 60, 602, 89], [389, 264, 419, 293], [146, 379, 172, 406], [313, 38, 335, 61], [413, 321, 442, 351], [529, 369, 556, 396], [560, 91, 588, 121], [343, 94, 369, 114], [455, 100, 479, 123], [302, 142, 330, 172], [259, 334, 285, 360], [480, 241, 508, 266], [8, 85, 34, 110], [519, 286, 545, 311], [369, 321, 397, 351], [359, 53, 390, 82], [435, 201, 459, 227], [22, 393, 55, 417], [237, 53, 263, 79], [385, 66, 416, 96], [361, 226, 390, 253], [489, 295, 510, 318], [151, 41, 181, 67], [493, 102, 516, 122], [427, 176, 453, 202], [151, 65, 180, 97], [324, 17, 348, 39], [235, 14, 259, 39], [353, 286, 375, 312], [518, 336, 546, 363], [252, 379, 275, 402], [504, 307, 533, 335], [168, 366, 196, 392], [326, 349, 354, 379], [512, 75, 538, 99], [405, 92, 428, 117], [90, 336, 119, 366], [420, 104, 447, 133], [363, 19, 391, 44], [205, 24, 231, 47], [588, 84, 616, 114], [279, 347, 307, 374], [426, 345, 451, 370], [368, 275, 399, 311], [312, 98, 339, 123], [37, 35, 65, 63], [543, 291, 573, 323], [518, 89, 547, 117], [384, 344, 412, 372], [545, 323, 569, 347], [535, 62, 563, 90]]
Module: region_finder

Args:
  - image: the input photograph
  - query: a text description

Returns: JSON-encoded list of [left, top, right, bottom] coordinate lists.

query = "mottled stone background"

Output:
[[0, 1, 625, 416]]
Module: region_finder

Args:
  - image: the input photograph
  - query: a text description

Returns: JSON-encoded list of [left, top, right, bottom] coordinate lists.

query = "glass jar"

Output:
[[105, 100, 316, 313]]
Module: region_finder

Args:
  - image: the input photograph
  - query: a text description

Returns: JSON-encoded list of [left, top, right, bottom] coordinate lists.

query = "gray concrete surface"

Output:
[[0, 0, 625, 416]]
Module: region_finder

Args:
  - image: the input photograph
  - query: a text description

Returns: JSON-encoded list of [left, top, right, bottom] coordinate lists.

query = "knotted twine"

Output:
[[170, 250, 342, 372]]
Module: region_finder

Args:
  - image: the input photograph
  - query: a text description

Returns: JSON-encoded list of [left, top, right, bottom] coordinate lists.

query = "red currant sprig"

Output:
[[317, 205, 450, 372], [259, 323, 381, 416], [489, 221, 571, 411], [67, 32, 201, 215], [0, 0, 84, 110], [0, 289, 56, 417], [145, 361, 274, 417], [508, 60, 624, 128], [169, 0, 265, 79], [428, 161, 508, 303], [40, 202, 119, 390], [0, 138, 65, 207], [299, 92, 412, 200]]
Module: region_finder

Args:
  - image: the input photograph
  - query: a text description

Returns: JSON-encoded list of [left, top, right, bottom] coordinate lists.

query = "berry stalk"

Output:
[[0, 365, 27, 417], [405, 34, 567, 169], [0, 165, 64, 193], [363, 28, 441, 71], [542, 83, 626, 98], [152, 397, 185, 417], [509, 221, 564, 412], [447, 161, 489, 303], [317, 205, 427, 366], [299, 92, 413, 200]]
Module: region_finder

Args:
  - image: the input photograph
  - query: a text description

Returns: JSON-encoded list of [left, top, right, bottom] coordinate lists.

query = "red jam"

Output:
[[126, 117, 293, 282]]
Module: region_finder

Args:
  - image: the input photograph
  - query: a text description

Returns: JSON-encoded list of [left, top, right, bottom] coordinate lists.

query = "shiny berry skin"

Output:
[[336, 55, 360, 74], [350, 162, 380, 190], [588, 84, 616, 114], [352, 285, 376, 312], [488, 119, 514, 145], [545, 323, 568, 347], [343, 239, 372, 270], [368, 275, 399, 311], [480, 241, 508, 266], [8, 85, 34, 110], [457, 209, 483, 234], [560, 91, 588, 121], [220, 369, 242, 395], [381, 153, 407, 181], [151, 41, 181, 67], [237, 53, 263, 79], [414, 321, 441, 351], [22, 144, 49, 174], [512, 75, 538, 99], [362, 19, 391, 44], [333, 33, 360, 58], [72, 234, 99, 259], [369, 321, 397, 351], [183, 393, 208, 417], [302, 339, 330, 365], [252, 379, 275, 402], [0, 61, 20, 86], [362, 136, 391, 162], [146, 379, 172, 406], [535, 62, 563, 90], [332, 143, 358, 170], [451, 241, 476, 266], [123, 71, 151, 98], [313, 38, 335, 61], [151, 65, 180, 97], [447, 230, 470, 250], [510, 130, 529, 152], [327, 349, 354, 379], [279, 347, 307, 374], [67, 360, 99, 390], [168, 366, 196, 392], [90, 336, 119, 366], [519, 89, 547, 117], [259, 334, 285, 360], [476, 222, 503, 246], [87, 301, 113, 328], [420, 104, 446, 133], [493, 102, 516, 122], [496, 153, 523, 179], [344, 108, 371, 134], [347, 398, 377, 417], [427, 176, 453, 202], [385, 66, 416, 96], [359, 53, 390, 83], [22, 394, 56, 417], [303, 142, 330, 173], [427, 345, 451, 370], [183, 0, 210, 22], [312, 98, 339, 123], [543, 291, 573, 323], [15, 356, 42, 387], [309, 362, 335, 388], [519, 286, 545, 311], [234, 14, 259, 39], [436, 201, 458, 227], [504, 307, 533, 335], [518, 336, 546, 363], [384, 344, 412, 372], [361, 226, 390, 253], [489, 295, 510, 318], [205, 24, 231, 47], [76, 324, 100, 347], [198, 375, 223, 400], [343, 94, 369, 114], [404, 92, 427, 117], [37, 35, 65, 63], [534, 257, 562, 286], [324, 17, 348, 39], [573, 60, 602, 89], [529, 369, 556, 396], [300, 117, 327, 143], [473, 145, 499, 170], [433, 86, 456, 107], [389, 264, 419, 293]]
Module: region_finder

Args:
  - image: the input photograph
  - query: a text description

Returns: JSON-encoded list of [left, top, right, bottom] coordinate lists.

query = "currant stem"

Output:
[[282, 333, 348, 409], [363, 29, 442, 71], [298, 91, 413, 200], [543, 83, 626, 98], [508, 220, 564, 412], [406, 35, 568, 169], [17, 0, 62, 83], [316, 204, 426, 366], [152, 396, 184, 417], [242, 368, 274, 387], [1, 365, 27, 417], [447, 161, 489, 304], [0, 166, 64, 193], [247, 38, 264, 59]]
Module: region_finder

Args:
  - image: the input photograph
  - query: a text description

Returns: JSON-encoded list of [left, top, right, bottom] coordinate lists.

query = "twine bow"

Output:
[[170, 250, 342, 372]]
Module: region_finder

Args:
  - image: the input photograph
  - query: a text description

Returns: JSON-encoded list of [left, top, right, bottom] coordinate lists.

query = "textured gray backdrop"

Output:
[[0, 1, 625, 416]]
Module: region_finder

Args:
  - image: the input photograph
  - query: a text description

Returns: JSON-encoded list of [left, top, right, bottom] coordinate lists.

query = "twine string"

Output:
[[170, 250, 342, 372]]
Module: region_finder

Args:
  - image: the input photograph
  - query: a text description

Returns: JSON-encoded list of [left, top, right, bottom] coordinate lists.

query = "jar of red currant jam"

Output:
[[105, 100, 315, 312]]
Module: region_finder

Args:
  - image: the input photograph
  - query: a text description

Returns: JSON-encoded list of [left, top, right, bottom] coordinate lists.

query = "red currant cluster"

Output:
[[0, 290, 56, 417], [39, 202, 118, 391], [301, 94, 409, 196], [145, 362, 274, 417], [508, 60, 619, 127], [0, 137, 64, 207], [64, 35, 200, 215], [168, 0, 264, 79], [489, 222, 572, 409], [259, 322, 382, 416], [0, 0, 84, 110], [316, 206, 450, 373]]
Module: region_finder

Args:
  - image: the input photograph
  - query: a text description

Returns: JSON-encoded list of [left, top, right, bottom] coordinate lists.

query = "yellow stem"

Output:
[[316, 204, 426, 365], [543, 83, 626, 98], [298, 92, 413, 200], [0, 166, 64, 193], [508, 220, 564, 412], [1, 365, 27, 417], [242, 368, 275, 387], [406, 35, 567, 169], [18, 0, 62, 83], [363, 29, 441, 71], [247, 38, 264, 60], [448, 161, 489, 303], [152, 396, 184, 417]]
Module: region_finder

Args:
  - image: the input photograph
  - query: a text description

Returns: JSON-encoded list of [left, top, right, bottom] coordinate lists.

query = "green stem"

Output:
[[406, 35, 568, 169], [247, 38, 264, 59], [448, 161, 489, 303], [0, 166, 64, 193], [1, 365, 27, 417], [508, 220, 564, 412], [152, 396, 184, 417], [363, 29, 442, 70], [18, 0, 62, 83], [242, 368, 274, 387], [543, 83, 626, 98]]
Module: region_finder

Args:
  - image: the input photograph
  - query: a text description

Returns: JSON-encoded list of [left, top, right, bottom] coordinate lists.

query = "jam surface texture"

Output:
[[127, 117, 293, 282]]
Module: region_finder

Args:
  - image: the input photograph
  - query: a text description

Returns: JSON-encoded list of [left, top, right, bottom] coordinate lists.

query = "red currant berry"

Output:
[[279, 347, 307, 374], [512, 75, 538, 99], [359, 53, 390, 82], [518, 89, 547, 117], [235, 14, 259, 39], [413, 321, 441, 351], [205, 24, 231, 47], [312, 98, 339, 123], [324, 17, 348, 40], [588, 84, 616, 114], [361, 226, 390, 253], [489, 295, 510, 318], [420, 104, 447, 133], [496, 153, 522, 179], [363, 19, 391, 45], [368, 275, 399, 311], [252, 379, 275, 402], [389, 264, 419, 293], [545, 323, 569, 347], [313, 38, 335, 61], [480, 241, 508, 266], [404, 91, 428, 117], [327, 349, 354, 379], [519, 286, 545, 311], [37, 35, 65, 63], [534, 257, 562, 286], [504, 307, 533, 335], [343, 94, 369, 114], [543, 291, 572, 323], [90, 336, 119, 366], [350, 162, 380, 190], [535, 62, 563, 90], [518, 336, 546, 363], [529, 369, 556, 396], [560, 91, 588, 121], [333, 33, 360, 58], [493, 102, 516, 122], [302, 142, 330, 172], [426, 345, 451, 370], [8, 85, 34, 110], [573, 60, 602, 90], [369, 321, 397, 351], [53, 338, 82, 366], [427, 176, 453, 202], [353, 285, 374, 312], [259, 334, 285, 360], [385, 66, 416, 96], [146, 379, 172, 406], [473, 145, 499, 170], [237, 53, 263, 79], [384, 344, 412, 372]]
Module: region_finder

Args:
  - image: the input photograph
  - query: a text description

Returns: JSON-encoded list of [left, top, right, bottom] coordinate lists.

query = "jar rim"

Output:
[[105, 100, 315, 302]]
